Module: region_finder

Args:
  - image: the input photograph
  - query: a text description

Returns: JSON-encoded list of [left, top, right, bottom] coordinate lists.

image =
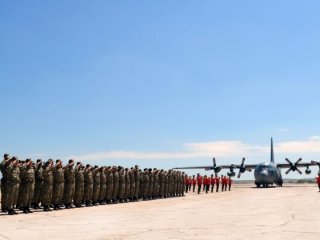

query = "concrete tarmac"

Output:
[[0, 184, 319, 240]]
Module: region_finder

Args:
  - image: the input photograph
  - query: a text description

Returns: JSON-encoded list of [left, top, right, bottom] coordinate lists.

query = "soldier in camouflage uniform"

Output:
[[142, 168, 149, 200], [133, 165, 140, 201], [148, 168, 154, 199], [105, 166, 113, 204], [74, 162, 85, 207], [164, 171, 168, 198], [32, 159, 43, 209], [124, 168, 130, 202], [118, 167, 125, 203], [129, 167, 135, 201], [84, 164, 93, 206], [92, 166, 101, 205], [52, 159, 64, 210], [1, 153, 10, 212], [5, 157, 20, 215], [99, 166, 106, 204], [19, 159, 35, 213], [41, 161, 53, 211], [16, 160, 25, 209], [64, 159, 75, 208], [159, 169, 165, 198], [139, 169, 144, 199], [112, 166, 119, 204]]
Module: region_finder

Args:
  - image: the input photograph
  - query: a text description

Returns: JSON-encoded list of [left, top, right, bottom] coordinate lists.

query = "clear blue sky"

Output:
[[1, 1, 320, 179]]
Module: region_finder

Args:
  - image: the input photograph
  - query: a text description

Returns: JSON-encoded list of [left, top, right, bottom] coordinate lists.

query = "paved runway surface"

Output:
[[0, 184, 319, 240]]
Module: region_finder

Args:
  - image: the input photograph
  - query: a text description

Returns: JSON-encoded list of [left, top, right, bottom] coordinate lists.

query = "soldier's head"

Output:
[[11, 156, 18, 165], [77, 162, 82, 168], [56, 159, 62, 168], [193, 175, 195, 178], [68, 159, 74, 167], [3, 153, 10, 160], [135, 165, 139, 170], [26, 158, 32, 167], [86, 164, 91, 170]]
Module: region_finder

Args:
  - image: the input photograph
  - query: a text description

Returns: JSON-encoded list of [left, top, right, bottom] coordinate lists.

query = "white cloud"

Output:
[[65, 136, 320, 162]]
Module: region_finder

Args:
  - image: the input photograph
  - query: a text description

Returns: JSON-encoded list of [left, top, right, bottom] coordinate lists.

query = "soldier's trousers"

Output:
[[192, 184, 196, 192], [52, 182, 64, 204], [211, 184, 215, 193], [64, 183, 75, 204], [228, 184, 231, 191], [99, 184, 106, 201], [118, 184, 125, 199], [105, 183, 113, 200], [33, 181, 43, 204], [20, 183, 35, 207], [125, 184, 130, 199], [135, 182, 139, 198], [41, 183, 53, 206], [197, 184, 201, 194], [130, 183, 135, 198], [74, 183, 84, 205], [93, 184, 100, 202], [1, 179, 7, 209], [143, 183, 149, 198], [112, 184, 119, 200], [6, 182, 20, 209], [84, 184, 93, 202], [185, 185, 188, 193], [159, 184, 164, 196], [216, 184, 219, 192]]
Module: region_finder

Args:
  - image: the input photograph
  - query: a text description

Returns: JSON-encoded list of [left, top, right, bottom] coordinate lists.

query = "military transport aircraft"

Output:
[[173, 138, 320, 188]]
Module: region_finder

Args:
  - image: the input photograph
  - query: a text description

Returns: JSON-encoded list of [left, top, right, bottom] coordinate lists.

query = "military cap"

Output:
[[36, 159, 42, 163]]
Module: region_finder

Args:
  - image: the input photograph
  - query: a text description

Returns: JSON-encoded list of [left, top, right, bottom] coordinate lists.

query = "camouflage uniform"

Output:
[[112, 168, 119, 202], [134, 169, 140, 200], [0, 158, 9, 211], [99, 168, 106, 204], [142, 170, 149, 200], [92, 168, 101, 204], [164, 172, 169, 197], [118, 169, 125, 202], [129, 170, 135, 200], [74, 166, 84, 207], [41, 165, 53, 210], [52, 165, 64, 207], [124, 170, 130, 201], [32, 164, 43, 208], [148, 171, 154, 198], [6, 162, 20, 214], [159, 171, 165, 198], [20, 165, 35, 212], [84, 167, 93, 205], [105, 168, 113, 203], [64, 166, 75, 207]]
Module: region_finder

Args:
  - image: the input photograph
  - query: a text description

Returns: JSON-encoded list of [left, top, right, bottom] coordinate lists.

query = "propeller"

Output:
[[285, 158, 303, 174], [311, 160, 320, 175], [233, 158, 251, 178], [212, 158, 222, 176]]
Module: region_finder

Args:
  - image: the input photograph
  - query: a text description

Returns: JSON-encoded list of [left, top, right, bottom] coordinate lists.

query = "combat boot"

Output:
[[1, 207, 8, 213], [23, 207, 29, 214], [8, 209, 15, 215], [27, 207, 33, 213]]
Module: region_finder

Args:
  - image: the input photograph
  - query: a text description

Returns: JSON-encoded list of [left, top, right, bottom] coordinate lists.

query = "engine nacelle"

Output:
[[305, 168, 311, 175], [227, 171, 236, 177]]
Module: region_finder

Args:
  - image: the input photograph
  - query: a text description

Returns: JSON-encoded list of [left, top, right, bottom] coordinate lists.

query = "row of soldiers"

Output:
[[184, 174, 233, 194], [0, 154, 185, 215]]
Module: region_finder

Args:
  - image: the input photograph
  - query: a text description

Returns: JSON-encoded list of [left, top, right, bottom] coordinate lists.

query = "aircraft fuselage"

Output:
[[254, 162, 282, 187]]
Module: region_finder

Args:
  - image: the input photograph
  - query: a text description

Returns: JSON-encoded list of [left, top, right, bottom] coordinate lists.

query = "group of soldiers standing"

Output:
[[184, 174, 233, 194], [0, 154, 186, 215]]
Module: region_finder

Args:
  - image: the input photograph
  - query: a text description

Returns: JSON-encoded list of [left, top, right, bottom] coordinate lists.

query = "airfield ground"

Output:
[[0, 184, 319, 240]]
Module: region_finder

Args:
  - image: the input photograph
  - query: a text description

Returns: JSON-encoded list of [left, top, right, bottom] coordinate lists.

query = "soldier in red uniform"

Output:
[[196, 174, 203, 194], [228, 177, 233, 191], [316, 175, 320, 192], [203, 175, 210, 193], [215, 175, 220, 192], [192, 175, 197, 192], [220, 175, 225, 192], [223, 176, 228, 191], [187, 176, 192, 191], [210, 174, 215, 193], [184, 175, 189, 193]]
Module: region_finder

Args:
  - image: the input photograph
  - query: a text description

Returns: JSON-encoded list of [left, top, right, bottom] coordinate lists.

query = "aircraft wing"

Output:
[[276, 158, 319, 175]]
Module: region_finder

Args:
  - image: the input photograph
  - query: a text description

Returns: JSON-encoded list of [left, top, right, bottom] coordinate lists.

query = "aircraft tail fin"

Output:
[[270, 137, 274, 163]]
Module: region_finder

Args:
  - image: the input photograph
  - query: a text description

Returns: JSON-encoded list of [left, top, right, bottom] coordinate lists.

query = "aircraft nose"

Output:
[[260, 170, 268, 176]]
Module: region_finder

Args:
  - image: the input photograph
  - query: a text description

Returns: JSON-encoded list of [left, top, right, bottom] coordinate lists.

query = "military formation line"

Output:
[[0, 154, 186, 215]]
